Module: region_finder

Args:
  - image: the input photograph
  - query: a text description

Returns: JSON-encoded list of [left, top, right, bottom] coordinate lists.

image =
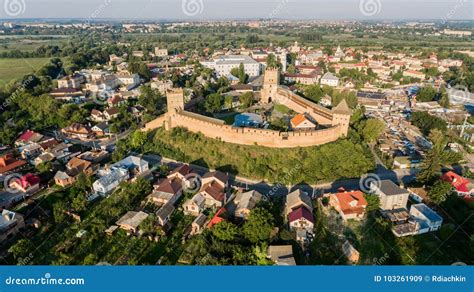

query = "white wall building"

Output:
[[201, 55, 261, 77]]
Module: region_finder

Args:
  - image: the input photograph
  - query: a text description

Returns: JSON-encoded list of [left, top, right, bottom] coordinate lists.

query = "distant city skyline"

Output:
[[0, 0, 473, 21]]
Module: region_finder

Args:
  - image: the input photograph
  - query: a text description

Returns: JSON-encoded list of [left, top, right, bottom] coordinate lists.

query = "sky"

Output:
[[0, 0, 473, 21]]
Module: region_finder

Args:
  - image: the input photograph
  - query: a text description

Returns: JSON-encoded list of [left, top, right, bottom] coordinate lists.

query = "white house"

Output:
[[92, 168, 129, 197], [409, 203, 443, 233], [370, 180, 409, 211], [320, 72, 339, 87]]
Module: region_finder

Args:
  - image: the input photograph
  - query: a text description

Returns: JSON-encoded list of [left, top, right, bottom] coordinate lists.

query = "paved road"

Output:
[[143, 154, 416, 198]]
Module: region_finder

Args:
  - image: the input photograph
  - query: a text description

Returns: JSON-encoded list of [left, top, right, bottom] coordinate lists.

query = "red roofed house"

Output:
[[288, 206, 314, 232], [290, 114, 317, 130], [199, 171, 229, 208], [10, 173, 40, 194], [15, 130, 43, 147], [441, 171, 473, 200], [329, 188, 368, 221], [0, 154, 26, 175]]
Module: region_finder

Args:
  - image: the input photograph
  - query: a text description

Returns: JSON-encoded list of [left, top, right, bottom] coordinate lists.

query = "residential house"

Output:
[[392, 204, 443, 237], [91, 122, 110, 137], [116, 211, 149, 235], [231, 190, 262, 220], [320, 72, 339, 87], [370, 180, 409, 211], [267, 245, 296, 266], [410, 203, 443, 233], [150, 177, 183, 206], [0, 154, 26, 175], [10, 173, 40, 194], [183, 194, 206, 216], [156, 203, 175, 227], [288, 206, 314, 232], [54, 157, 93, 187], [0, 210, 25, 242], [15, 130, 44, 147], [92, 168, 129, 197], [62, 123, 94, 140], [110, 156, 149, 177], [199, 171, 228, 208], [199, 180, 226, 208], [19, 143, 43, 160], [284, 189, 313, 217], [190, 214, 207, 236], [290, 113, 317, 130], [329, 189, 368, 220]]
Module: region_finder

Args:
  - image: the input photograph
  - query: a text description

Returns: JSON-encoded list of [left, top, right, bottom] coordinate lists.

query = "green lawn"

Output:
[[0, 58, 51, 84]]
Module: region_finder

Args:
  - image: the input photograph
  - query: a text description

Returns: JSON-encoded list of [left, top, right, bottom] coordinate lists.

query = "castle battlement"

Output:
[[143, 69, 351, 148]]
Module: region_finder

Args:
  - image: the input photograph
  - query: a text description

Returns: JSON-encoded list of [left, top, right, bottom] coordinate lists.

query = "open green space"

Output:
[[132, 127, 375, 184], [0, 57, 51, 84]]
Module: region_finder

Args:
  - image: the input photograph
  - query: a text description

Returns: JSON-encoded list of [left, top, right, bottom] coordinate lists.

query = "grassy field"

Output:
[[0, 57, 51, 85], [140, 127, 375, 184]]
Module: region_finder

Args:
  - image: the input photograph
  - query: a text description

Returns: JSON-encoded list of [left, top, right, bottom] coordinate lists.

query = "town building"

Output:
[[200, 55, 261, 77], [328, 189, 368, 221], [370, 180, 409, 211]]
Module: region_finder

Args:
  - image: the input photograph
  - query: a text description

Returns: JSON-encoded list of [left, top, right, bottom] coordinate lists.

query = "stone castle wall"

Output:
[[144, 110, 344, 148]]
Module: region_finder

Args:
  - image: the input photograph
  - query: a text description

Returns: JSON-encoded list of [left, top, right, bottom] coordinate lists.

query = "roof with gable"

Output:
[[0, 154, 26, 174], [288, 206, 314, 224], [333, 189, 368, 215], [19, 173, 40, 188], [200, 181, 225, 202]]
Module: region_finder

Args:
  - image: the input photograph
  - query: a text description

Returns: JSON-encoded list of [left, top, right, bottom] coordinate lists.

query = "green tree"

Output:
[[242, 208, 274, 243], [357, 118, 386, 144], [416, 86, 437, 102], [239, 92, 254, 108], [8, 239, 34, 261], [212, 221, 238, 242], [417, 129, 451, 183], [304, 84, 323, 103], [204, 93, 223, 113], [428, 181, 453, 204]]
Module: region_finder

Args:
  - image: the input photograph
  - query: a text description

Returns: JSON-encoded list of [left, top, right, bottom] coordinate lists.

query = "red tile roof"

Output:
[[0, 154, 26, 174], [334, 190, 368, 216]]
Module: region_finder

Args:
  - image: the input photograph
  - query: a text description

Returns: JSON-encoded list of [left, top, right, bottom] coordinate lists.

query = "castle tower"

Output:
[[331, 99, 352, 137], [165, 88, 185, 131], [261, 68, 280, 104], [166, 88, 185, 113]]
